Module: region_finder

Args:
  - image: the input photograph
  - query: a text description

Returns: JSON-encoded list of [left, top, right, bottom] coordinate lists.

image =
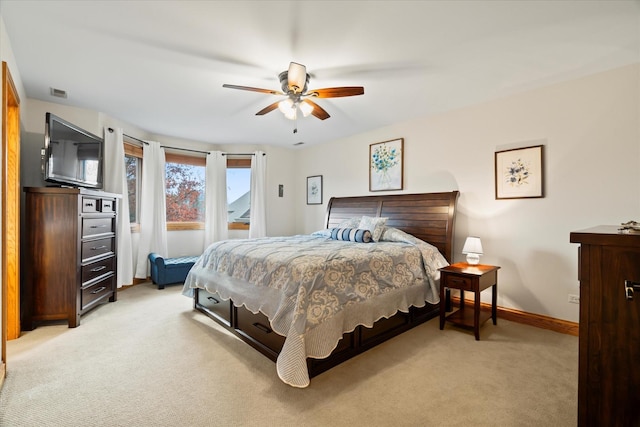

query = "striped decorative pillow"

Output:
[[329, 228, 373, 243]]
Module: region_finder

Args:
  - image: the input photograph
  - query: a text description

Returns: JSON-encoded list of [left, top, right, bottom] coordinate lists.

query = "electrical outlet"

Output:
[[568, 294, 580, 304]]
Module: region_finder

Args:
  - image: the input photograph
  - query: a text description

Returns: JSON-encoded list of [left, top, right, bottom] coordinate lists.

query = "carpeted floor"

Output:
[[0, 283, 578, 427]]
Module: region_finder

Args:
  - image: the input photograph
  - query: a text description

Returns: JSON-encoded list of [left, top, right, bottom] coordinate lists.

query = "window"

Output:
[[124, 142, 142, 227], [165, 152, 205, 230], [226, 158, 251, 230], [124, 146, 252, 232]]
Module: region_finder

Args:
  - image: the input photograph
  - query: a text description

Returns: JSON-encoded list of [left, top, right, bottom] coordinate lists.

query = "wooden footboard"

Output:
[[193, 288, 440, 378]]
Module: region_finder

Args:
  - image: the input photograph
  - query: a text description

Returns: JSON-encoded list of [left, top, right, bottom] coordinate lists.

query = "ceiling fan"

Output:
[[222, 62, 364, 122]]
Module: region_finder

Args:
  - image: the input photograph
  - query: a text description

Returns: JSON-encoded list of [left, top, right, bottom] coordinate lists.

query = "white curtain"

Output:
[[249, 151, 267, 238], [204, 151, 228, 249], [103, 127, 134, 288], [135, 141, 168, 278]]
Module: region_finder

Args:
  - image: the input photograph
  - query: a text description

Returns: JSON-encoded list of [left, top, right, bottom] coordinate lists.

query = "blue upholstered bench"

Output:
[[148, 253, 199, 289]]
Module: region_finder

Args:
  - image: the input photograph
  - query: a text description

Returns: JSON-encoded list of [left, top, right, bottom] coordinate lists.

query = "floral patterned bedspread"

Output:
[[182, 228, 448, 387]]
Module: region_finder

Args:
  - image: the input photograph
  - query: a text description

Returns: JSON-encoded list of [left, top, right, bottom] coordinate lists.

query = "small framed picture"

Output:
[[370, 138, 403, 191], [307, 175, 322, 205], [495, 145, 544, 199]]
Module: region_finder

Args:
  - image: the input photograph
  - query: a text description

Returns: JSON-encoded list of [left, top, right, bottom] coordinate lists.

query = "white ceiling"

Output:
[[1, 1, 638, 148]]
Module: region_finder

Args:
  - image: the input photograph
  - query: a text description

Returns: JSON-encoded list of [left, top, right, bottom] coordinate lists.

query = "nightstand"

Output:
[[439, 262, 500, 340]]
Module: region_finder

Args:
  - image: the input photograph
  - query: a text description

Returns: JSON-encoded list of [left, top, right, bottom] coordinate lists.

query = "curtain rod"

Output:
[[107, 127, 148, 145], [107, 128, 265, 156], [161, 146, 208, 155], [160, 148, 266, 156]]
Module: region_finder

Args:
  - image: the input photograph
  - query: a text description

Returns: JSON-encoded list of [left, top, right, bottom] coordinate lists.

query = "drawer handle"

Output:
[[90, 266, 107, 272], [91, 245, 108, 251], [90, 225, 108, 229], [625, 280, 640, 300], [85, 202, 94, 207], [207, 296, 220, 304], [252, 322, 272, 334], [90, 286, 107, 294]]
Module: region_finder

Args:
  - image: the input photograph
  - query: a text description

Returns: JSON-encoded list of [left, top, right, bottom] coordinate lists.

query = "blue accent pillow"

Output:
[[329, 228, 372, 243]]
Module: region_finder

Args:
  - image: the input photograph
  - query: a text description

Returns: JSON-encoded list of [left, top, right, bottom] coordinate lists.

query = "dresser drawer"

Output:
[[82, 257, 115, 284], [81, 197, 100, 213], [195, 289, 231, 326], [100, 198, 116, 213], [81, 274, 114, 310], [82, 217, 114, 238], [235, 307, 285, 353], [81, 237, 115, 262]]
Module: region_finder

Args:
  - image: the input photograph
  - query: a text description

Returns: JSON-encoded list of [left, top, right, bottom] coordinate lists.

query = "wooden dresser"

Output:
[[22, 187, 119, 329], [570, 226, 640, 426]]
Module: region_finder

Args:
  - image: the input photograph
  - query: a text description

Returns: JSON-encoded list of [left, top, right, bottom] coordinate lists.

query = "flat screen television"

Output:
[[44, 113, 104, 189]]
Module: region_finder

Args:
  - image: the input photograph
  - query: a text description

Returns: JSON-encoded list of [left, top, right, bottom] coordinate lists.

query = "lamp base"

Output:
[[466, 253, 481, 265]]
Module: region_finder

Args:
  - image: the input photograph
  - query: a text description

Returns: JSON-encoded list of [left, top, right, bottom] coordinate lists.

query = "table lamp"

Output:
[[462, 236, 483, 265]]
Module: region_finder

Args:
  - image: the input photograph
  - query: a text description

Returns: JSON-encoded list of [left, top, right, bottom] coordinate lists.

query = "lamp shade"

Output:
[[278, 99, 297, 120], [462, 236, 483, 265], [299, 100, 313, 117]]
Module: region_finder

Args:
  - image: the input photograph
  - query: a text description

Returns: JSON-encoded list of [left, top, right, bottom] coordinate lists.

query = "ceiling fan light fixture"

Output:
[[287, 62, 308, 93], [284, 108, 297, 120], [278, 98, 293, 112], [278, 98, 297, 120], [299, 100, 313, 117]]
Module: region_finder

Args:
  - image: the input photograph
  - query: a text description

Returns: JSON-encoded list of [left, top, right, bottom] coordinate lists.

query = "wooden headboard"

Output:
[[325, 191, 460, 262]]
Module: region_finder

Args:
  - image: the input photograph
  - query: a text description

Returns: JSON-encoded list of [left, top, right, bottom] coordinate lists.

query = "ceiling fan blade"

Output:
[[255, 101, 280, 116], [304, 99, 330, 120], [287, 62, 307, 93], [222, 84, 283, 95], [307, 87, 365, 98]]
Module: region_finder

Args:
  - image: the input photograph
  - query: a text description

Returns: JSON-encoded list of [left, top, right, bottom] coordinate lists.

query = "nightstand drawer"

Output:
[[444, 275, 473, 291]]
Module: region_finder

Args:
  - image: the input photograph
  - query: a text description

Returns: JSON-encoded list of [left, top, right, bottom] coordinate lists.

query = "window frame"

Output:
[[164, 151, 206, 231], [124, 141, 142, 233], [226, 157, 251, 231]]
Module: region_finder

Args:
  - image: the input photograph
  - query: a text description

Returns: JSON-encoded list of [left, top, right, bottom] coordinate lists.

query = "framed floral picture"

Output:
[[495, 145, 544, 199], [369, 138, 403, 191], [307, 175, 322, 205]]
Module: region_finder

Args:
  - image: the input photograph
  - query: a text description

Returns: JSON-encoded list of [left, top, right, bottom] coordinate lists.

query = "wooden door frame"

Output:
[[2, 61, 21, 386]]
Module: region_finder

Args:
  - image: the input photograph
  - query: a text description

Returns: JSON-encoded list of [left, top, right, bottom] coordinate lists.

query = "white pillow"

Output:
[[337, 216, 362, 228], [358, 216, 388, 242]]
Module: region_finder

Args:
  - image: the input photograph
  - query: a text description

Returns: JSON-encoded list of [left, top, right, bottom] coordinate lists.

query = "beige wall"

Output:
[[295, 64, 640, 323]]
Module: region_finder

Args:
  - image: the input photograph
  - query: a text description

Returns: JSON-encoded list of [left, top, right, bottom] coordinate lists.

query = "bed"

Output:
[[182, 191, 459, 387]]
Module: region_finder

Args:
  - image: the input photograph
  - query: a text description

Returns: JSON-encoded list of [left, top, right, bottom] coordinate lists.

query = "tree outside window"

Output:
[[125, 155, 139, 224], [124, 141, 143, 228], [165, 162, 205, 222]]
